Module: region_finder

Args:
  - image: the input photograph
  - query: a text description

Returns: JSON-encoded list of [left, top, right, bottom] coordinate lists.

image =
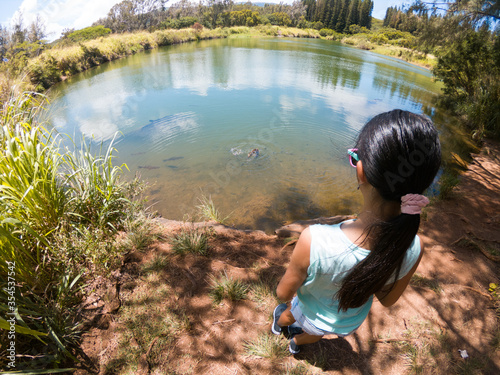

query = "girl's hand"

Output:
[[276, 227, 312, 302]]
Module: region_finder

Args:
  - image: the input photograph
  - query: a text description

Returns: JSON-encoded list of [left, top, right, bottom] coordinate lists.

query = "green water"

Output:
[[50, 37, 444, 231]]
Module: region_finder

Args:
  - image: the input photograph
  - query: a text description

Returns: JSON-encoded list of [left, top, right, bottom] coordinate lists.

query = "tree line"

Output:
[[91, 0, 374, 31], [382, 0, 499, 139], [302, 0, 373, 32]]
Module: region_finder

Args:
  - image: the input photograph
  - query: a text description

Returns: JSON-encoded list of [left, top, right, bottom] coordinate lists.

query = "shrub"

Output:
[[65, 25, 111, 43], [209, 272, 249, 304], [27, 54, 60, 90], [319, 28, 334, 37], [192, 22, 203, 32], [170, 228, 210, 256]]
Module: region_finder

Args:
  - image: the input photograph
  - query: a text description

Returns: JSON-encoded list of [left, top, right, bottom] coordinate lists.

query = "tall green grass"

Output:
[[0, 92, 144, 370]]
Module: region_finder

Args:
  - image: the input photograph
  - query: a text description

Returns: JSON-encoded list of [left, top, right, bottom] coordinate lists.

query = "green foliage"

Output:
[[268, 12, 292, 27], [63, 134, 129, 230], [209, 272, 249, 304], [64, 25, 112, 43], [0, 91, 143, 370], [161, 17, 200, 29], [304, 0, 374, 32], [319, 28, 335, 37], [27, 53, 60, 90], [170, 228, 210, 256], [433, 28, 500, 139], [243, 333, 289, 358], [196, 195, 231, 224]]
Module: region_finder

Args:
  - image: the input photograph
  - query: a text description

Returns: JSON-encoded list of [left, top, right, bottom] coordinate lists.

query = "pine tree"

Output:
[[345, 0, 360, 31], [335, 0, 350, 32], [359, 0, 373, 28]]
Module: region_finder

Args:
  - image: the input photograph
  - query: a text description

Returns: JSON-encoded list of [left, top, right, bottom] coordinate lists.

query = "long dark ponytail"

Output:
[[337, 110, 441, 311]]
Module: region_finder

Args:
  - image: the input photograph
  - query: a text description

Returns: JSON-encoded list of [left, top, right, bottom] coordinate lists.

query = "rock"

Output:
[[275, 215, 356, 238]]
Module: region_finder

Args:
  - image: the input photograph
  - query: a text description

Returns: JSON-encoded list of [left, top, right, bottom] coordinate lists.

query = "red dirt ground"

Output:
[[75, 140, 500, 375]]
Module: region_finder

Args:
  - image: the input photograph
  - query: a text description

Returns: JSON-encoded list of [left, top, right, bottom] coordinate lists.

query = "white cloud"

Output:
[[11, 0, 123, 40]]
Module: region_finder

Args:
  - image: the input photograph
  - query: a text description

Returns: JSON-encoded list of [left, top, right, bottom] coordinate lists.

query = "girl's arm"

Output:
[[276, 227, 312, 303], [375, 240, 425, 307]]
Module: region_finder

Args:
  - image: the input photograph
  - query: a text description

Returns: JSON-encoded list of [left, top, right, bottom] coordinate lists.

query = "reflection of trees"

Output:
[[313, 54, 363, 90], [371, 64, 417, 101]]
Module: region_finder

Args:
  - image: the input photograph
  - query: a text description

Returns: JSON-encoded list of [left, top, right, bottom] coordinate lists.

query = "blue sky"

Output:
[[0, 0, 407, 40]]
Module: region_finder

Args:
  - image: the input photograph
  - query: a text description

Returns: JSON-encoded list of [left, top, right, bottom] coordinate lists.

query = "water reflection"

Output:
[[49, 37, 443, 230]]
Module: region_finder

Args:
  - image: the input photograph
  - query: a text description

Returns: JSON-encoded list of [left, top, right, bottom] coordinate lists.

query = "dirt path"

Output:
[[75, 141, 500, 375]]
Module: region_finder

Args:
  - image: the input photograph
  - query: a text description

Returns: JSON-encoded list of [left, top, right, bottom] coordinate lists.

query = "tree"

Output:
[[335, 0, 350, 32], [95, 0, 168, 32], [27, 15, 47, 43], [359, 0, 373, 28], [206, 0, 233, 28], [345, 0, 360, 31], [11, 12, 27, 45]]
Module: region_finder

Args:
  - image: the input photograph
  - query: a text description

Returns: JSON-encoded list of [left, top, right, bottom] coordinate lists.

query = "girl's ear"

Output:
[[356, 160, 368, 185]]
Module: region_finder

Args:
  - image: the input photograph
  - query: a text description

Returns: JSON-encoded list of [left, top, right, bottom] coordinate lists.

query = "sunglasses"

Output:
[[347, 148, 359, 167]]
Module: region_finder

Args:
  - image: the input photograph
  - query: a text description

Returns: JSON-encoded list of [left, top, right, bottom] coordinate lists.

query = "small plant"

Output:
[[410, 273, 443, 294], [142, 254, 171, 274], [281, 363, 315, 375], [438, 171, 460, 199], [489, 283, 500, 320], [250, 279, 279, 312], [121, 212, 163, 252], [209, 272, 249, 304], [196, 195, 231, 224], [170, 228, 210, 256], [243, 332, 289, 359]]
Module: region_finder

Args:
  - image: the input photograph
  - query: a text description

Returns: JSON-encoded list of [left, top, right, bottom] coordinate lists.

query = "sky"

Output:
[[0, 0, 408, 41]]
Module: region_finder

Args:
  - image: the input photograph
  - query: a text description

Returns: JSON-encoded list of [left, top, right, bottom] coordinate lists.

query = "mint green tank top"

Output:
[[296, 221, 421, 335]]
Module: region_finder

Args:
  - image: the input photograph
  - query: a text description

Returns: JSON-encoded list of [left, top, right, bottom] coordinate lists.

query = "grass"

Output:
[[281, 363, 316, 375], [387, 319, 495, 375], [141, 253, 171, 274], [243, 332, 289, 359], [196, 195, 231, 225], [410, 273, 443, 294], [170, 228, 210, 256], [110, 272, 191, 373], [0, 91, 148, 370], [209, 272, 249, 304], [120, 212, 164, 252], [438, 170, 461, 199]]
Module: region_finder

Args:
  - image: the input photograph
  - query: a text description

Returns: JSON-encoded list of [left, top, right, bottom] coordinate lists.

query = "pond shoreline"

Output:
[[26, 26, 434, 96]]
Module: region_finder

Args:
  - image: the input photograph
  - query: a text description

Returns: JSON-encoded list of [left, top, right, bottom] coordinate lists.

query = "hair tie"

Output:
[[401, 194, 429, 215]]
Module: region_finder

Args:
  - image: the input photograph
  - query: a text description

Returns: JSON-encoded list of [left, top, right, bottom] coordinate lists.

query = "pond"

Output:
[[50, 37, 445, 231]]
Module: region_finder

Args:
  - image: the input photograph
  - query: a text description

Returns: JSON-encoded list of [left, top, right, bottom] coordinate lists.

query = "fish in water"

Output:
[[248, 148, 259, 159], [163, 156, 184, 162], [138, 165, 160, 170], [167, 165, 179, 169]]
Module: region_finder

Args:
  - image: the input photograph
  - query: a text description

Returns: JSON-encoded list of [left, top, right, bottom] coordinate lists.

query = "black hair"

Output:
[[337, 109, 441, 311]]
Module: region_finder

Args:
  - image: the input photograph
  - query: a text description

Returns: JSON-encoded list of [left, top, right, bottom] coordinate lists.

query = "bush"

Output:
[[313, 21, 324, 30], [371, 34, 389, 44], [161, 17, 199, 30], [65, 25, 111, 43], [192, 22, 203, 32], [319, 28, 334, 37], [27, 53, 60, 90]]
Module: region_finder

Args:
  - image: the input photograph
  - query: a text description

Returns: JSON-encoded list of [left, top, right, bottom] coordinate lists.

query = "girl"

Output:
[[272, 110, 441, 354]]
